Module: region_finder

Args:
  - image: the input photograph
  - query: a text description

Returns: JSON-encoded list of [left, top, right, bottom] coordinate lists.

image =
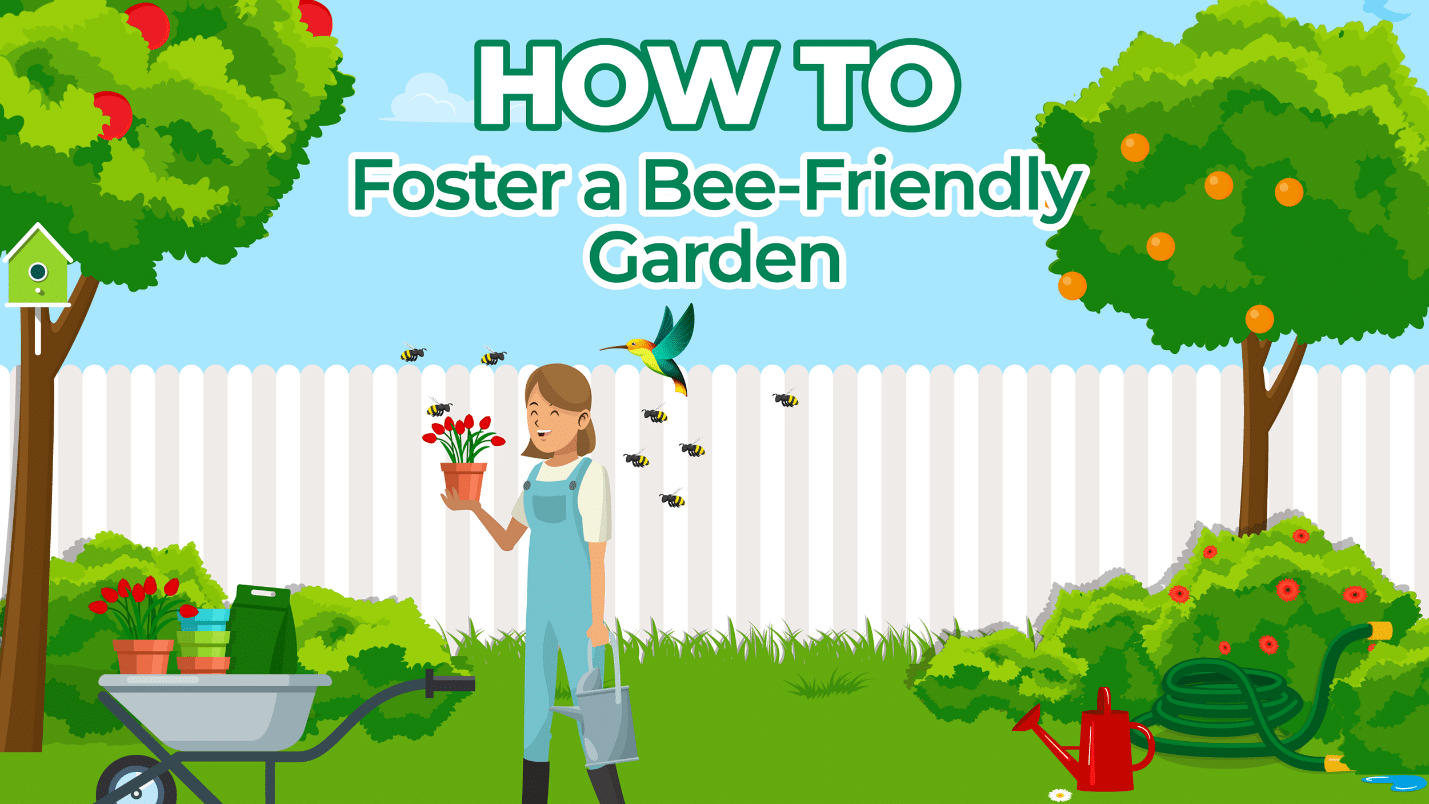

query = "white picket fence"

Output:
[[0, 363, 1423, 645]]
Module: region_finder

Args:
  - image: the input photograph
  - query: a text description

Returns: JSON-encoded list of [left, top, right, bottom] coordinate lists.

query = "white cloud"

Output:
[[383, 73, 474, 123]]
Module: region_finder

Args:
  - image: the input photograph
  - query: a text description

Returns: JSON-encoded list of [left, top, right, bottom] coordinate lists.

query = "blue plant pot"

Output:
[[179, 608, 230, 632]]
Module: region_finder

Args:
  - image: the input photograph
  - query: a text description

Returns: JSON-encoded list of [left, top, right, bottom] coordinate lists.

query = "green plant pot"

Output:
[[178, 645, 229, 658], [176, 631, 230, 646]]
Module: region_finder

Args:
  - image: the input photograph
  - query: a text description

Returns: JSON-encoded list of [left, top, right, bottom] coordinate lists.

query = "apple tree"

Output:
[[0, 0, 352, 750], [1034, 0, 1429, 536]]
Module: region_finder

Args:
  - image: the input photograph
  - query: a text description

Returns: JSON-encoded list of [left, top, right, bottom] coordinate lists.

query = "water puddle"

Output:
[[1364, 776, 1428, 793]]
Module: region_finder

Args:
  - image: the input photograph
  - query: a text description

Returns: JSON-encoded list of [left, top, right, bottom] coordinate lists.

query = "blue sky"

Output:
[[16, 0, 1429, 370]]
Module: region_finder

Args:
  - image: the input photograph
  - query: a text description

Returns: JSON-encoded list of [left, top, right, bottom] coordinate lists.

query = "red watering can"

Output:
[[1012, 687, 1155, 792]]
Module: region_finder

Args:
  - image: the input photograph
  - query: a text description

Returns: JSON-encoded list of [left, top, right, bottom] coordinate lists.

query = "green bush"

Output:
[[1, 531, 470, 744], [913, 627, 1086, 725], [1324, 618, 1429, 773], [292, 586, 471, 742], [914, 517, 1425, 740]]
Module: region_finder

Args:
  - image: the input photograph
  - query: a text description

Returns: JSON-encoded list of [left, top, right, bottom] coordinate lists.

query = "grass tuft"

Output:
[[785, 669, 870, 699]]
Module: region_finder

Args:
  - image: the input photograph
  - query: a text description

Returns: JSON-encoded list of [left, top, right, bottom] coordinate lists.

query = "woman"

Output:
[[441, 363, 624, 804]]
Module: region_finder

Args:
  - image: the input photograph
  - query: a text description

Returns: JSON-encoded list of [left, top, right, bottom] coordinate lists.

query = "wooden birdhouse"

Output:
[[5, 223, 73, 308]]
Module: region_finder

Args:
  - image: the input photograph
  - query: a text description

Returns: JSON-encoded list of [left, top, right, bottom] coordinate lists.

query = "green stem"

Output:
[[113, 600, 139, 640]]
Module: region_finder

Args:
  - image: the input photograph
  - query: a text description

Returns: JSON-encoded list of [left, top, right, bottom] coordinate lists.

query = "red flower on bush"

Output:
[[1203, 545, 1218, 559], [89, 601, 108, 614], [1169, 586, 1190, 603], [164, 578, 179, 596], [1292, 529, 1310, 544], [1259, 635, 1280, 655], [1276, 578, 1300, 602], [1368, 643, 1376, 652], [1219, 641, 1231, 655], [1343, 586, 1367, 604]]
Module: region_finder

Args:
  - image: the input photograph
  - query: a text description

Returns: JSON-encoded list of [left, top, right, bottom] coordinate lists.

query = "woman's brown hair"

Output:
[[521, 363, 597, 459]]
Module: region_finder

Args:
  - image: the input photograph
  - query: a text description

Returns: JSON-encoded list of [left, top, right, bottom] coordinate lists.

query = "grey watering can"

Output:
[[550, 637, 638, 769]]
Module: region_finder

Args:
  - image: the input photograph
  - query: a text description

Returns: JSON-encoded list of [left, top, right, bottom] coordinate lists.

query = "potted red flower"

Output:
[[88, 576, 199, 674], [423, 414, 506, 501]]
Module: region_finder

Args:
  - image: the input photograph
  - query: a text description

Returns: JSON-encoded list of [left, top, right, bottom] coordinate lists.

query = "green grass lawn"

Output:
[[1, 623, 1404, 802]]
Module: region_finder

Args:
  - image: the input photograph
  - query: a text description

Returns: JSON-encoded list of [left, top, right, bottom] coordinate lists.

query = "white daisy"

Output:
[[1048, 790, 1073, 802]]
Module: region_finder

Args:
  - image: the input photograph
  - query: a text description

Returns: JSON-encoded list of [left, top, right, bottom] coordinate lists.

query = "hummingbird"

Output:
[[602, 304, 695, 396]]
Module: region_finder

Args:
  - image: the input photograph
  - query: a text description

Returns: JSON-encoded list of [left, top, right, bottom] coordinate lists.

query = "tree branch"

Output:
[[1266, 338, 1307, 425], [46, 274, 100, 370]]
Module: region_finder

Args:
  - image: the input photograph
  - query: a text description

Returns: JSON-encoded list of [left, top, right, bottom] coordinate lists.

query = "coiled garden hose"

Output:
[[1129, 622, 1393, 772]]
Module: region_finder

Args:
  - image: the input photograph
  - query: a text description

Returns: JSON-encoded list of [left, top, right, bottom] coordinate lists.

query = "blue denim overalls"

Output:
[[522, 456, 606, 762]]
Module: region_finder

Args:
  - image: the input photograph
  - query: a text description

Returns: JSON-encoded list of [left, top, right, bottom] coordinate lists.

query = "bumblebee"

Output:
[[426, 397, 452, 417], [623, 450, 650, 468], [481, 346, 507, 366], [659, 487, 685, 508], [400, 341, 426, 363], [773, 388, 799, 408], [642, 405, 668, 423], [680, 439, 705, 457]]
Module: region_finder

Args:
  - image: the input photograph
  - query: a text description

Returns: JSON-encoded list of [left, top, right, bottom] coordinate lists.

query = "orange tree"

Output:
[[0, 0, 352, 750], [1035, 0, 1429, 536]]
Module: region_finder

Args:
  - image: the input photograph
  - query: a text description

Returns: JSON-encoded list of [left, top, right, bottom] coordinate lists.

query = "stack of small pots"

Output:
[[177, 608, 231, 674]]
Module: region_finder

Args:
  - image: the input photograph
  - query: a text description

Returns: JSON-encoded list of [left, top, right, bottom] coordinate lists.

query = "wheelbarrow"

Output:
[[92, 669, 474, 804]]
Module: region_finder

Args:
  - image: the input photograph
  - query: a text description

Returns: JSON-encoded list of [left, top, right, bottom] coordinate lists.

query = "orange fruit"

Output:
[[1275, 178, 1303, 207], [1147, 232, 1175, 261], [1121, 133, 1149, 162], [1058, 272, 1087, 301], [1247, 304, 1274, 334], [1205, 171, 1233, 200]]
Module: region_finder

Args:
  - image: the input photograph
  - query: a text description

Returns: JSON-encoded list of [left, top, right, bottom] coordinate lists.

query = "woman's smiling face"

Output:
[[528, 384, 588, 454]]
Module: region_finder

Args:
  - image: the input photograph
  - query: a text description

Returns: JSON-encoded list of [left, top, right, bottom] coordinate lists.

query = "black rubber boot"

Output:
[[588, 763, 626, 804], [522, 760, 550, 804]]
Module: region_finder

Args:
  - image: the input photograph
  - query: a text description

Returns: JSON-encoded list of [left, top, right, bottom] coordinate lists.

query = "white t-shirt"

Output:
[[510, 459, 612, 543]]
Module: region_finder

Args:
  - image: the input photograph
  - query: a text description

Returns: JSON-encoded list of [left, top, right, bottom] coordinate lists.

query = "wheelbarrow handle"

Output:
[[424, 668, 476, 698]]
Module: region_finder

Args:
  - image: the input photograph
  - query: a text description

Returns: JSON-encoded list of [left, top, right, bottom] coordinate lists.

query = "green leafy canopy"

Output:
[[1034, 0, 1429, 352], [0, 0, 354, 291]]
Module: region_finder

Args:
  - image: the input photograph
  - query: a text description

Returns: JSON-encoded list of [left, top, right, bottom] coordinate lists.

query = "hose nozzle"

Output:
[[1324, 755, 1352, 773], [1369, 621, 1393, 641]]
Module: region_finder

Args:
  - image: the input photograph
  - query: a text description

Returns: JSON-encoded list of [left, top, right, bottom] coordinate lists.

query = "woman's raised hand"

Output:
[[440, 489, 481, 512]]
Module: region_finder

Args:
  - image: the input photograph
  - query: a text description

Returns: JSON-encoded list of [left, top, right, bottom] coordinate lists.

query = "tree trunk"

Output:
[[1238, 333, 1308, 536], [0, 275, 99, 751]]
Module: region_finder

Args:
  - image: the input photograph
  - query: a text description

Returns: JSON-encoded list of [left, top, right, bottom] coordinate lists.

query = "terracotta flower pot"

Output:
[[441, 463, 487, 501], [177, 656, 230, 675], [113, 640, 174, 674]]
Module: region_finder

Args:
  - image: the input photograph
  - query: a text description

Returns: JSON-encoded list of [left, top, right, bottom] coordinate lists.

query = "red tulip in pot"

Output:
[[423, 414, 506, 501], [88, 576, 198, 674]]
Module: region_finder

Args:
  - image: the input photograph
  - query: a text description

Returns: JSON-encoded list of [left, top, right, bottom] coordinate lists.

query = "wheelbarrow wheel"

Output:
[[96, 755, 178, 804]]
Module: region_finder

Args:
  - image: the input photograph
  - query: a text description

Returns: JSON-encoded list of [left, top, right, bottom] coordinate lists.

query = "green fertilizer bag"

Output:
[[227, 585, 298, 674]]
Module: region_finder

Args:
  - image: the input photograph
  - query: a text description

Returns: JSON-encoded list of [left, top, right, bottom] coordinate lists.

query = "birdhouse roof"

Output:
[[4, 223, 74, 265]]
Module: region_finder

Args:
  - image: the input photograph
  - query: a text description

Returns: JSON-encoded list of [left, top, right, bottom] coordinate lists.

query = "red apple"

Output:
[[94, 91, 133, 140], [298, 0, 333, 37], [125, 3, 170, 50]]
